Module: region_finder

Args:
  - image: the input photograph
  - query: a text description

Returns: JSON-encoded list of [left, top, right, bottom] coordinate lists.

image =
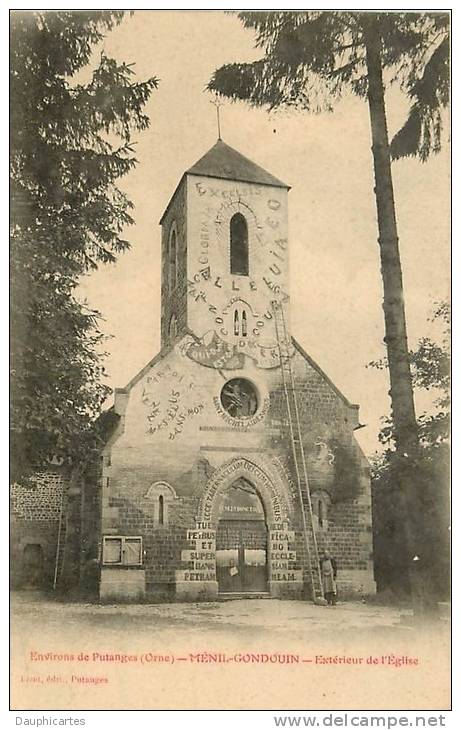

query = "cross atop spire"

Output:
[[210, 95, 223, 141]]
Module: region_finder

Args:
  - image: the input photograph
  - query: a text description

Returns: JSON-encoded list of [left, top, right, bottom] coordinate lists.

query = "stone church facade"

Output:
[[93, 140, 375, 602]]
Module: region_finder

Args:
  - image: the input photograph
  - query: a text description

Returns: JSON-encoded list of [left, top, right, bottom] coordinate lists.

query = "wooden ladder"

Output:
[[272, 300, 324, 603]]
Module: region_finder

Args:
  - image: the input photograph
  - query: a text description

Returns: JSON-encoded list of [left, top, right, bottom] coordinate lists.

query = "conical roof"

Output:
[[186, 139, 289, 189]]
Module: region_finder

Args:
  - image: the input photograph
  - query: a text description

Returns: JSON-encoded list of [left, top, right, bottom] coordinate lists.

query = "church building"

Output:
[[88, 139, 375, 602]]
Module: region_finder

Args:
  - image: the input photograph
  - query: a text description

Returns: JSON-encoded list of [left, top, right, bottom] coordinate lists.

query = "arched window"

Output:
[[313, 490, 330, 531], [234, 310, 239, 336], [318, 500, 324, 528], [230, 213, 249, 276], [233, 305, 249, 337], [169, 225, 177, 290], [144, 481, 177, 527]]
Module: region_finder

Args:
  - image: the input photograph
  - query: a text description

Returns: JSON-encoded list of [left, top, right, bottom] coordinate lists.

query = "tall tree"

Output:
[[208, 11, 449, 612], [10, 11, 158, 481], [371, 302, 450, 597]]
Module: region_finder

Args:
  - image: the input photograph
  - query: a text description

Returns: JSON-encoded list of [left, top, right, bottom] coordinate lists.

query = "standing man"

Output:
[[321, 550, 338, 605]]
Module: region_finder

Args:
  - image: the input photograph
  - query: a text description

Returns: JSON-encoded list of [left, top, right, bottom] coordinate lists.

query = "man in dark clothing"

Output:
[[321, 550, 338, 605]]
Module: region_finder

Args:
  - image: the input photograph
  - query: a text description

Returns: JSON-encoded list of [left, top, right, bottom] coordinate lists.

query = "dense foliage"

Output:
[[10, 11, 158, 481], [371, 303, 450, 596], [208, 12, 449, 160]]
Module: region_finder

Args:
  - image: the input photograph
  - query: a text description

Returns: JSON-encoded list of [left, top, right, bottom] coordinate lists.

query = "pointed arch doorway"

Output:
[[216, 477, 268, 594]]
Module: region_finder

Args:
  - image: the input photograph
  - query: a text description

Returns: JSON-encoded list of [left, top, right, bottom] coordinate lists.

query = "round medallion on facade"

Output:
[[220, 378, 258, 419]]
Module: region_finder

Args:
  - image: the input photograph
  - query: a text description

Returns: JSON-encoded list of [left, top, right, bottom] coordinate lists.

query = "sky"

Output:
[[78, 10, 450, 457]]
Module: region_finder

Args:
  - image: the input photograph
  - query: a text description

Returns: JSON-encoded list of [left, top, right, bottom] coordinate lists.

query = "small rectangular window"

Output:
[[103, 537, 122, 564], [102, 536, 142, 566], [124, 538, 142, 565]]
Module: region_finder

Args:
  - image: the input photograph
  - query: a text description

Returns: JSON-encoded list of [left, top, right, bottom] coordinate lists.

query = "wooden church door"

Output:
[[215, 479, 268, 594]]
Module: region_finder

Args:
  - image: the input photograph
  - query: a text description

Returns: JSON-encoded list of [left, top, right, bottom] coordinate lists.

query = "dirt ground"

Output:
[[10, 591, 451, 711]]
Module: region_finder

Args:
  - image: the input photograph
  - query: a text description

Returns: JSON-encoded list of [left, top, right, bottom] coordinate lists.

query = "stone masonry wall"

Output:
[[11, 472, 65, 520], [99, 335, 375, 600], [268, 346, 374, 593], [160, 180, 188, 347], [10, 472, 67, 588], [105, 494, 199, 593]]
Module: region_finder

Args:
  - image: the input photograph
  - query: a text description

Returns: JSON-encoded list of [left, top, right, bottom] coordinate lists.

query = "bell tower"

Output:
[[159, 140, 290, 366]]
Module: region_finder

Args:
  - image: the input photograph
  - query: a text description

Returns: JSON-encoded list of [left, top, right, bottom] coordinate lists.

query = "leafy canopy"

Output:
[[10, 11, 158, 480], [208, 11, 449, 160], [370, 302, 450, 593], [370, 301, 450, 451]]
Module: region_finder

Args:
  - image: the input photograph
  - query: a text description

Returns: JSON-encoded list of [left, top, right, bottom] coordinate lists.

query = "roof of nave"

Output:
[[291, 337, 359, 413]]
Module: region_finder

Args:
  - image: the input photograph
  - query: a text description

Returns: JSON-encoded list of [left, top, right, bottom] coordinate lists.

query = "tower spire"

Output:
[[210, 95, 223, 141]]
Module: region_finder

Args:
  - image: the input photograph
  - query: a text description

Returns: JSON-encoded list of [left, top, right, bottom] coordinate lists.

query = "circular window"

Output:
[[220, 378, 258, 419]]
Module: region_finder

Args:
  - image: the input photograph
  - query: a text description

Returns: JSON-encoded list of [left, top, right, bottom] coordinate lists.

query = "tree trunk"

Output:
[[363, 19, 436, 618]]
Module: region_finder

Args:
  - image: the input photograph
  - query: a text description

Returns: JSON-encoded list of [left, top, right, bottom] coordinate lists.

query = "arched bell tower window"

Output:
[[168, 224, 178, 290], [230, 213, 249, 276], [233, 308, 248, 337]]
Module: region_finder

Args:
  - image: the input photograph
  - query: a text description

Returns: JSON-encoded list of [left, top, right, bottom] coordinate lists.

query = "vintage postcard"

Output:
[[10, 9, 451, 712]]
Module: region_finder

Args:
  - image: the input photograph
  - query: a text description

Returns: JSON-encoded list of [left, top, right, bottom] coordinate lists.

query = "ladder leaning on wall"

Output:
[[53, 482, 68, 589], [272, 299, 325, 604]]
